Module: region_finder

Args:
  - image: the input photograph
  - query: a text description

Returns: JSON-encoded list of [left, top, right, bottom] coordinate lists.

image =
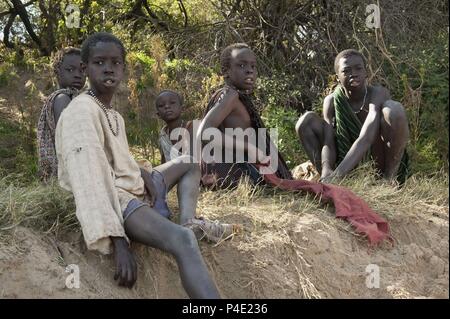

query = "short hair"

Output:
[[156, 89, 184, 106], [52, 47, 81, 76], [220, 43, 251, 75], [80, 32, 126, 64], [334, 49, 366, 74]]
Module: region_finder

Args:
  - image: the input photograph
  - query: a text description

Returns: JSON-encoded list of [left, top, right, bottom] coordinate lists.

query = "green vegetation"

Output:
[[0, 0, 448, 176]]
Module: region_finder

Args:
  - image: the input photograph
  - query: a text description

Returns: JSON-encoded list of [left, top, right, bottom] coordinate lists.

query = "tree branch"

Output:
[[177, 0, 188, 28], [142, 0, 169, 31], [3, 12, 17, 49], [10, 0, 48, 55], [0, 0, 35, 19]]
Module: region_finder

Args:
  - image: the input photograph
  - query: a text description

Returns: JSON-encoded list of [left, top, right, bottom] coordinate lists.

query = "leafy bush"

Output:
[[261, 104, 307, 168], [257, 72, 310, 168], [127, 51, 157, 92]]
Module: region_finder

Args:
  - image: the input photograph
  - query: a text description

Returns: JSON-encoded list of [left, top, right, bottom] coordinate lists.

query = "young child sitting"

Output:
[[55, 32, 227, 298], [155, 88, 238, 241], [37, 47, 86, 181], [155, 89, 194, 163]]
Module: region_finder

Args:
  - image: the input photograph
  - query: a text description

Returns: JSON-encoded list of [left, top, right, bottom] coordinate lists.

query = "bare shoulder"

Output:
[[216, 87, 239, 108], [53, 93, 71, 108], [322, 94, 335, 118], [207, 87, 240, 115], [53, 93, 72, 123], [200, 88, 242, 129]]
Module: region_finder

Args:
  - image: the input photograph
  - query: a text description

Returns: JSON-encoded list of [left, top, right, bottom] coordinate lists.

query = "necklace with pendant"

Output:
[[353, 86, 368, 114]]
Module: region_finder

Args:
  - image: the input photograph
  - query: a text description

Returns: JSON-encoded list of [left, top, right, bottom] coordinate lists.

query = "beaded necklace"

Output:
[[87, 90, 119, 136], [353, 85, 368, 114]]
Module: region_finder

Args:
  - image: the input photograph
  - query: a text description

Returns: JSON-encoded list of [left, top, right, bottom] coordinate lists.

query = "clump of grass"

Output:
[[335, 162, 449, 220], [0, 174, 77, 237]]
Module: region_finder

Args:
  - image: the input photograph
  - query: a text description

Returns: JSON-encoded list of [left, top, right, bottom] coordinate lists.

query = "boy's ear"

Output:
[[221, 66, 229, 79]]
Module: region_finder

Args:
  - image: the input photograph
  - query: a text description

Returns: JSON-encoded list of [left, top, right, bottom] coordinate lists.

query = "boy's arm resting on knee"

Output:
[[321, 95, 336, 177], [197, 90, 267, 162], [56, 102, 129, 255], [334, 103, 381, 177]]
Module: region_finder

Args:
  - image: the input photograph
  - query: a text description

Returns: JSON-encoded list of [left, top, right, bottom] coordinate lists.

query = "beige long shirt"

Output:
[[55, 93, 148, 254]]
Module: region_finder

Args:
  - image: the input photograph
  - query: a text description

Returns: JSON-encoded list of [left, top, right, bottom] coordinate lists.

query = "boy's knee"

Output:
[[177, 154, 192, 162], [295, 111, 316, 134], [382, 100, 407, 124], [177, 227, 198, 250], [186, 162, 201, 181], [179, 155, 200, 174]]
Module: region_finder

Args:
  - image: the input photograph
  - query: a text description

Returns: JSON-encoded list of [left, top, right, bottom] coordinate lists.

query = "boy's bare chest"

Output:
[[348, 99, 369, 123], [348, 87, 385, 123], [222, 102, 252, 129]]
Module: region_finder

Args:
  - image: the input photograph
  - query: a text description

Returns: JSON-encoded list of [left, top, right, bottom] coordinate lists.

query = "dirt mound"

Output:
[[0, 184, 447, 298]]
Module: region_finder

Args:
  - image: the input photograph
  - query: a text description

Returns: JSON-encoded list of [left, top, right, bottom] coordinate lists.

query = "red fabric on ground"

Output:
[[262, 173, 392, 246]]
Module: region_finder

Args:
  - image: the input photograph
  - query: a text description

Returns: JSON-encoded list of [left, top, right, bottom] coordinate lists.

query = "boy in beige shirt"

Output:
[[56, 32, 221, 298]]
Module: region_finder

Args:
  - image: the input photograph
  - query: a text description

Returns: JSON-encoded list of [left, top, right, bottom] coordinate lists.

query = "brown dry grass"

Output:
[[0, 164, 448, 298]]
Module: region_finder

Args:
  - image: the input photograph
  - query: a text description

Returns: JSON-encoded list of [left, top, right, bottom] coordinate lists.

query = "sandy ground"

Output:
[[0, 189, 447, 299]]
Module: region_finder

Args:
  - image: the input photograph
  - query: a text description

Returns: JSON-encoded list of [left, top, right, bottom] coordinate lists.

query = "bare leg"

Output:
[[155, 156, 237, 243], [370, 132, 385, 176], [295, 111, 325, 172], [154, 155, 200, 225], [380, 100, 409, 179], [124, 206, 220, 299]]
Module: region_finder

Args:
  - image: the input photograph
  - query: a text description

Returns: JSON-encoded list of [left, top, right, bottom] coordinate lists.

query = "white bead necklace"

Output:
[[88, 90, 119, 136], [353, 86, 368, 114]]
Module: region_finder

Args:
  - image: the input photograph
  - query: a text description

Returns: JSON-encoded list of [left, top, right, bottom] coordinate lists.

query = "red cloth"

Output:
[[262, 172, 392, 246]]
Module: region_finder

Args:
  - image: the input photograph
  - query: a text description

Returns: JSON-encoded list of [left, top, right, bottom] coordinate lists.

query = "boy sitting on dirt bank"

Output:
[[37, 47, 86, 181], [55, 32, 226, 298], [198, 43, 292, 189], [295, 49, 409, 185], [196, 43, 392, 246]]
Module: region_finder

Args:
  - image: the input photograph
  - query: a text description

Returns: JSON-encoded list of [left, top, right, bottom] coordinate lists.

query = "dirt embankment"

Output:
[[0, 187, 447, 299]]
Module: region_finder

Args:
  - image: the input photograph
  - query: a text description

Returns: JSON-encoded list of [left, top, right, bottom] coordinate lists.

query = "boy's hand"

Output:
[[140, 168, 157, 207], [320, 171, 341, 184], [320, 167, 334, 181], [255, 150, 274, 175], [256, 152, 271, 166], [111, 237, 137, 288]]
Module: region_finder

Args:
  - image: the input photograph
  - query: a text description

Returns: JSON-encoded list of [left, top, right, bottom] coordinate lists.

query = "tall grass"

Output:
[[0, 174, 77, 236]]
